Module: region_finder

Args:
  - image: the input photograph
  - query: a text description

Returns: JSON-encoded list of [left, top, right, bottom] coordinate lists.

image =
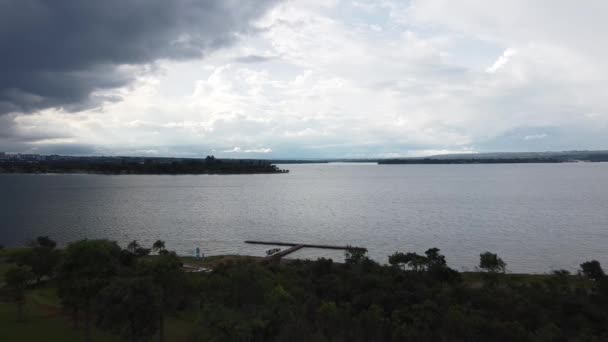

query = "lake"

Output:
[[1, 163, 607, 273]]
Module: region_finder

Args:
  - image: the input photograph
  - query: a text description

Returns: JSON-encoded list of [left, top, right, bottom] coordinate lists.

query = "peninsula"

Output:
[[0, 154, 288, 175]]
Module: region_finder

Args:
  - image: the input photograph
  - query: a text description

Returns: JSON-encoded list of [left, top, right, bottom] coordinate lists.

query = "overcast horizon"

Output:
[[2, 1, 608, 159]]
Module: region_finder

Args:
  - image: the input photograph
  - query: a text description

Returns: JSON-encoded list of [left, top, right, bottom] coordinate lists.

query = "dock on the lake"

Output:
[[244, 240, 362, 259]]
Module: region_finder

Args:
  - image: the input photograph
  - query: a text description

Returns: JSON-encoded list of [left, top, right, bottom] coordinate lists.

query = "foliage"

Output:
[[152, 240, 166, 254], [479, 251, 507, 273], [388, 248, 452, 276], [137, 251, 185, 342], [388, 251, 429, 271], [29, 236, 57, 249], [57, 239, 123, 341], [186, 253, 608, 341], [127, 240, 151, 257], [3, 265, 33, 321], [4, 237, 608, 341], [580, 260, 605, 281], [95, 277, 161, 342], [0, 156, 286, 175], [17, 236, 61, 283], [344, 246, 368, 264]]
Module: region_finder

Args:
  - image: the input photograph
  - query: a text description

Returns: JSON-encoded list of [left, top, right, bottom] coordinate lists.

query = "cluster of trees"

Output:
[[2, 238, 608, 341], [193, 248, 608, 341], [2, 237, 186, 341], [0, 156, 288, 175]]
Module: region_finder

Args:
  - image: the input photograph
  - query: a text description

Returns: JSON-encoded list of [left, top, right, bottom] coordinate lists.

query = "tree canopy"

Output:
[[2, 238, 608, 341]]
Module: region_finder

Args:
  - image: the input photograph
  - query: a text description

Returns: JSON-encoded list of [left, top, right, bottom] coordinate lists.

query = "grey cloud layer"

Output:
[[0, 0, 279, 114]]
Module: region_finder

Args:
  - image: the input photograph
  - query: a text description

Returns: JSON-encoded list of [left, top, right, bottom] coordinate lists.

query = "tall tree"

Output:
[[30, 236, 57, 249], [152, 240, 166, 255], [128, 240, 151, 257], [95, 277, 162, 342], [389, 251, 428, 271], [138, 251, 184, 342], [345, 246, 368, 264], [580, 260, 605, 281], [19, 236, 61, 284], [479, 252, 507, 273], [57, 239, 122, 342], [4, 266, 33, 322]]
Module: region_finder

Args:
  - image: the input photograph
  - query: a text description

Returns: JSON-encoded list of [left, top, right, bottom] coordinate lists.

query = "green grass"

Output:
[[179, 254, 262, 268], [0, 263, 195, 342], [462, 271, 550, 283], [0, 261, 11, 283], [0, 251, 198, 341], [0, 283, 198, 341], [0, 291, 120, 342]]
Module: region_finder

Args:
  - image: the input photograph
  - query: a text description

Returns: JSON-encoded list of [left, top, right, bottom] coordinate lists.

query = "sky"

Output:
[[1, 0, 607, 159]]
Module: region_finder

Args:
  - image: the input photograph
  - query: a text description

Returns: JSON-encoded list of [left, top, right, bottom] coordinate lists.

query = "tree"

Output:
[[127, 240, 140, 253], [30, 236, 57, 249], [138, 251, 184, 342], [95, 277, 161, 342], [119, 249, 137, 267], [345, 246, 368, 264], [389, 248, 458, 282], [479, 252, 507, 273], [127, 240, 151, 257], [18, 236, 61, 284], [425, 248, 447, 267], [152, 240, 166, 255], [57, 239, 122, 342], [4, 266, 33, 322], [580, 260, 605, 281], [389, 252, 428, 271]]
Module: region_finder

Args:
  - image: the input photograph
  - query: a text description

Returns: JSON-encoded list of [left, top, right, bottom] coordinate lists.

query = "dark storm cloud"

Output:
[[0, 0, 280, 115]]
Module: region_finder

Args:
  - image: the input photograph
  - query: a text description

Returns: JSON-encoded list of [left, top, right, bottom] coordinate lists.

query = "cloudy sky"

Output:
[[1, 0, 607, 158]]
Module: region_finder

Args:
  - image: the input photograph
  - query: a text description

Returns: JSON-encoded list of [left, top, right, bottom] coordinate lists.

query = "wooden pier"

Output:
[[271, 245, 305, 258], [245, 240, 361, 259]]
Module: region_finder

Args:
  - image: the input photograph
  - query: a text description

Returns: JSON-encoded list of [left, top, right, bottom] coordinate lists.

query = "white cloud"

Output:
[[4, 0, 608, 157], [487, 49, 517, 73], [223, 147, 273, 154], [524, 134, 547, 141]]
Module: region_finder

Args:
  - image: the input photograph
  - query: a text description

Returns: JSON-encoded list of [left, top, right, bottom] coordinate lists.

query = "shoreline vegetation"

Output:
[[379, 150, 608, 164], [380, 157, 570, 164], [2, 237, 608, 341], [0, 155, 289, 175], [2, 150, 608, 175]]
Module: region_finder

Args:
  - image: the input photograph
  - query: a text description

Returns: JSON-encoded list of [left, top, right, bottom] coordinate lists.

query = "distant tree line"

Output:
[[380, 157, 566, 164], [0, 155, 288, 175], [1, 237, 608, 341], [379, 151, 608, 164]]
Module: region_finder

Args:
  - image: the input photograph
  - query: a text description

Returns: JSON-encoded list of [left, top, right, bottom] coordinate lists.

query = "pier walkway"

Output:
[[244, 240, 362, 259]]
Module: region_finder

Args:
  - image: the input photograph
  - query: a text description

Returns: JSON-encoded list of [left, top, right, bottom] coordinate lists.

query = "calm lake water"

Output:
[[1, 163, 607, 273]]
